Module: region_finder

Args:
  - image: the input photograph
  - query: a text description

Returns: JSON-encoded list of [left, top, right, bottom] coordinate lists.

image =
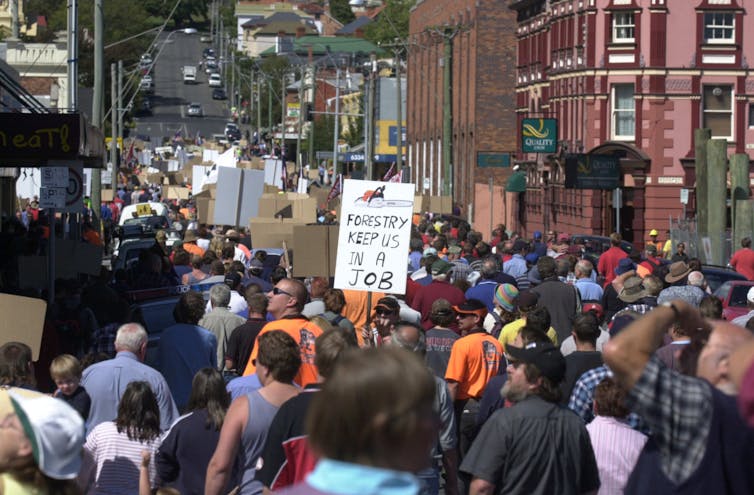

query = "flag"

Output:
[[389, 169, 402, 183], [327, 174, 342, 203], [195, 132, 203, 146], [123, 140, 136, 169], [382, 162, 396, 181]]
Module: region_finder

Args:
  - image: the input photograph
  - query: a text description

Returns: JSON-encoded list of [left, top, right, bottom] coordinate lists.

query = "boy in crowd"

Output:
[[50, 354, 91, 421]]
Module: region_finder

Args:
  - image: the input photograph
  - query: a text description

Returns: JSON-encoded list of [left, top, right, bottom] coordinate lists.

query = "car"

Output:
[[183, 27, 198, 35], [135, 98, 152, 116], [212, 88, 227, 100], [138, 54, 153, 70], [205, 59, 218, 74], [200, 34, 212, 43], [187, 103, 203, 117], [203, 48, 215, 58], [224, 122, 241, 140], [702, 265, 748, 294], [208, 73, 222, 87], [714, 280, 754, 321]]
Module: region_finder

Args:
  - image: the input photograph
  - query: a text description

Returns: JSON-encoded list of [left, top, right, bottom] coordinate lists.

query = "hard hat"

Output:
[[649, 229, 658, 236]]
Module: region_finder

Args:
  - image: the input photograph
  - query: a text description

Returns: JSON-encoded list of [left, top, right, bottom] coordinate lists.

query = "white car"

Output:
[[187, 103, 203, 117], [139, 75, 154, 92], [208, 73, 222, 87]]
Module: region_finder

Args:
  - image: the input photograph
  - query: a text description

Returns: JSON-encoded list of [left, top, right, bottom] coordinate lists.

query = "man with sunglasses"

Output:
[[461, 341, 600, 495], [241, 278, 323, 386], [362, 297, 401, 347], [445, 299, 504, 457]]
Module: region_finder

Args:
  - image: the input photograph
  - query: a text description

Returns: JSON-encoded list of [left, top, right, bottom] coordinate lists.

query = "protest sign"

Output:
[[334, 180, 414, 294]]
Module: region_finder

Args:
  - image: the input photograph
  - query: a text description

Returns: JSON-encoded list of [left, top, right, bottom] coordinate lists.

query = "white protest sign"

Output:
[[334, 179, 414, 294]]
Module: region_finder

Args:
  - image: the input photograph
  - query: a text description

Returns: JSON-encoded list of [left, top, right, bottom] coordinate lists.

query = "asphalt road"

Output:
[[133, 31, 231, 145]]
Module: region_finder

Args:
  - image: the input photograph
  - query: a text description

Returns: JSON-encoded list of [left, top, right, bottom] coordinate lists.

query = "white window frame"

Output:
[[611, 84, 635, 141], [704, 12, 735, 45], [702, 85, 734, 141], [612, 11, 635, 43]]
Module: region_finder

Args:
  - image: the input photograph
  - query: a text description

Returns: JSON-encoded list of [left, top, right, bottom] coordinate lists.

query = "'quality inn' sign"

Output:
[[521, 118, 558, 154]]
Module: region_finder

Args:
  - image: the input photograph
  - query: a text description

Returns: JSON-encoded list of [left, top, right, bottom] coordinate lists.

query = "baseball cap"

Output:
[[224, 271, 242, 288], [448, 245, 462, 255], [582, 302, 604, 321], [494, 284, 519, 312], [615, 258, 636, 276], [374, 297, 400, 315], [453, 299, 488, 320], [422, 247, 437, 257], [533, 230, 542, 240], [431, 259, 454, 276], [557, 233, 570, 243], [506, 341, 566, 383], [249, 258, 264, 269], [8, 390, 85, 480], [512, 240, 528, 252]]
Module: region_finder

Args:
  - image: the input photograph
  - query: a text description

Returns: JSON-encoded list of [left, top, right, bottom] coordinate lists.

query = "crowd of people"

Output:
[[3, 213, 754, 494]]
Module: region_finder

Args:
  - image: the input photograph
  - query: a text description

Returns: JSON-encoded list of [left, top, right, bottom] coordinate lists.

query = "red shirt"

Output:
[[731, 248, 754, 280], [598, 246, 628, 287], [411, 280, 466, 330]]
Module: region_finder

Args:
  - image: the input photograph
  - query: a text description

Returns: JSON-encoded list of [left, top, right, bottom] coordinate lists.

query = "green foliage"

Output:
[[330, 0, 356, 25], [363, 0, 414, 47], [303, 114, 336, 154], [344, 114, 364, 148]]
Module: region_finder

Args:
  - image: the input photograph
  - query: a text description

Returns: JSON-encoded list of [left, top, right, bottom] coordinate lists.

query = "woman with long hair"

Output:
[[78, 381, 162, 494], [155, 368, 230, 494]]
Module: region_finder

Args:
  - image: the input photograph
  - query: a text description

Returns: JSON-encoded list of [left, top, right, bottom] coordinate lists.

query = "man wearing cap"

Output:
[[0, 389, 85, 491], [445, 299, 504, 455], [637, 244, 663, 278], [532, 231, 547, 257], [362, 296, 402, 346], [182, 229, 205, 257], [412, 258, 466, 330], [466, 257, 518, 313], [242, 278, 323, 386], [648, 229, 663, 253], [503, 240, 529, 279], [200, 284, 246, 373], [247, 258, 273, 293], [204, 270, 249, 316], [461, 341, 600, 495], [411, 249, 438, 284], [730, 237, 754, 280], [448, 245, 472, 285], [598, 233, 629, 287], [604, 300, 754, 494], [664, 261, 692, 287]]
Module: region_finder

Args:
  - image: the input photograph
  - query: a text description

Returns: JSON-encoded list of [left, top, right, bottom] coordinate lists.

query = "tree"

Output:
[[363, 0, 414, 47], [330, 0, 356, 26], [303, 114, 335, 155]]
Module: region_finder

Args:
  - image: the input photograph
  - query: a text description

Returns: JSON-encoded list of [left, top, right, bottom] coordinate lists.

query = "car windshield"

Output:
[[729, 284, 752, 308]]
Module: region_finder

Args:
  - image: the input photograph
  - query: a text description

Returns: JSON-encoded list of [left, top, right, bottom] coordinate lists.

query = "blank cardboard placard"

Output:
[[0, 294, 47, 360]]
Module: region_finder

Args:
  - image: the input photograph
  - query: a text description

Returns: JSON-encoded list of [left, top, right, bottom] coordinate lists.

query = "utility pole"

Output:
[[67, 0, 77, 110], [268, 79, 272, 131], [364, 52, 377, 181], [307, 54, 315, 170], [442, 29, 454, 198], [91, 0, 103, 226], [117, 60, 123, 151], [281, 72, 287, 185], [256, 74, 262, 136], [395, 46, 403, 178], [296, 67, 304, 170], [230, 51, 235, 108], [332, 67, 341, 178], [110, 63, 116, 173]]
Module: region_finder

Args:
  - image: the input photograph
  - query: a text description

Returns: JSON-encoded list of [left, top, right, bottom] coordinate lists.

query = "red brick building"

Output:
[[407, 0, 519, 231], [510, 0, 754, 244]]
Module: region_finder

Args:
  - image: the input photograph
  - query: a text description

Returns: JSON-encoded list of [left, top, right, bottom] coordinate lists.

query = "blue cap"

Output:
[[533, 230, 542, 239]]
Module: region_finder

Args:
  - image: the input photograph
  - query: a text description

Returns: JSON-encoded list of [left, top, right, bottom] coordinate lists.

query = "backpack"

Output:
[[327, 314, 345, 326]]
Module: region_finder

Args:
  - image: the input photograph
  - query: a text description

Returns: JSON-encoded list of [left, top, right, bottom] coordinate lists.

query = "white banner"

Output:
[[334, 179, 414, 294]]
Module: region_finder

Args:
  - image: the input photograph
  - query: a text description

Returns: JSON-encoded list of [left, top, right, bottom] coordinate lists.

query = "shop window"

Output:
[[703, 85, 733, 140], [611, 84, 635, 140]]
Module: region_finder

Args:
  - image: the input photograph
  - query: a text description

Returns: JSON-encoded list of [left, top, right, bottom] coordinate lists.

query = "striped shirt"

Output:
[[80, 421, 162, 494], [586, 416, 648, 495]]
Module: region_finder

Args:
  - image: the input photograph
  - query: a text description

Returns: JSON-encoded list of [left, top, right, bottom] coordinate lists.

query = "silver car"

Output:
[[187, 103, 203, 117]]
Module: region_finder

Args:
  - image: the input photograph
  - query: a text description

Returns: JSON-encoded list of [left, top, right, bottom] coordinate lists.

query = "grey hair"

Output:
[[575, 260, 593, 277], [687, 271, 705, 288], [114, 323, 148, 353], [392, 322, 427, 357], [210, 284, 231, 308]]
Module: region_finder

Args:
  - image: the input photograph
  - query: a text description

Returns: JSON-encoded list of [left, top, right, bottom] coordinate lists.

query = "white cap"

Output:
[[747, 286, 754, 304], [9, 390, 85, 480]]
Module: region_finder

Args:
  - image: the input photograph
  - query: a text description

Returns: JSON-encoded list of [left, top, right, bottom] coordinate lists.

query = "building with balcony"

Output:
[[510, 0, 754, 244]]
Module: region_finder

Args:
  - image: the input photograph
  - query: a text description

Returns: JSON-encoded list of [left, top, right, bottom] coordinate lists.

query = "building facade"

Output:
[[408, 0, 519, 230], [511, 0, 754, 244]]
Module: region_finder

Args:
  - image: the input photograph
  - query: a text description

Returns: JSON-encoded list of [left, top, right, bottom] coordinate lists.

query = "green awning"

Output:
[[505, 171, 527, 192]]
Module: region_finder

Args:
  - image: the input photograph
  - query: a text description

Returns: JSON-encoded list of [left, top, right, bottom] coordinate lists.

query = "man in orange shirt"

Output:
[[445, 298, 504, 455], [242, 278, 323, 386], [182, 230, 205, 257]]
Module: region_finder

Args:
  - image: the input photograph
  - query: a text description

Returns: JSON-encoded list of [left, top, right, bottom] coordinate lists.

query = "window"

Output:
[[704, 12, 734, 44], [612, 12, 635, 43], [612, 84, 635, 140], [703, 85, 733, 140], [749, 103, 754, 128]]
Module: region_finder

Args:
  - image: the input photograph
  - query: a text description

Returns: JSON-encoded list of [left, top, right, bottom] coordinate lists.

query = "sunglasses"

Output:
[[456, 313, 476, 319], [375, 308, 395, 316], [272, 287, 293, 297], [507, 359, 523, 369]]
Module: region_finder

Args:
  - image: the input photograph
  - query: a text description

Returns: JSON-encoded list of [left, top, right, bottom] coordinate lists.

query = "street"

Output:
[[134, 31, 231, 145]]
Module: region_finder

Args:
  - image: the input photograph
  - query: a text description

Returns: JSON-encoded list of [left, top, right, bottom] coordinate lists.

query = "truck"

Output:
[[183, 65, 197, 84]]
